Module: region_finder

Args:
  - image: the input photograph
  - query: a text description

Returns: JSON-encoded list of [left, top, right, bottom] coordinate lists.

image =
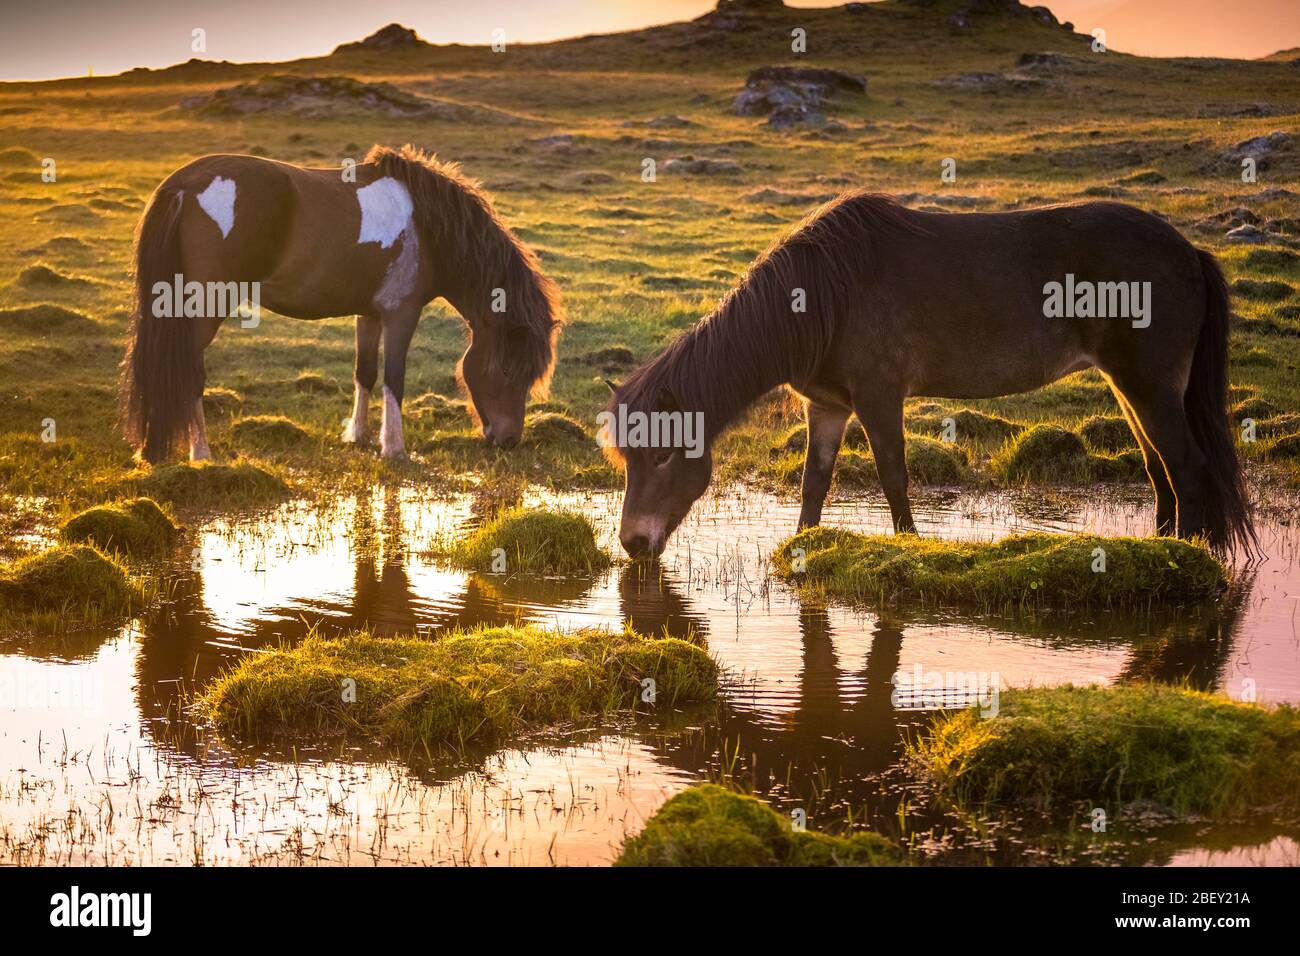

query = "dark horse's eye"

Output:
[[652, 448, 675, 467]]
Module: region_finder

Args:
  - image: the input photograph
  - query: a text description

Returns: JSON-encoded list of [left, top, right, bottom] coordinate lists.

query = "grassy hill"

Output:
[[0, 0, 1297, 511]]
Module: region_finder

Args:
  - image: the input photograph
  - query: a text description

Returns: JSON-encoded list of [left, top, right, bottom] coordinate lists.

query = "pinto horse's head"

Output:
[[447, 244, 560, 449], [367, 144, 561, 448], [604, 379, 713, 560]]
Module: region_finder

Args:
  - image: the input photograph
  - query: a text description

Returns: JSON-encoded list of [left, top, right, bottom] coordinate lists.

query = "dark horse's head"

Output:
[[370, 146, 562, 447], [603, 339, 717, 560]]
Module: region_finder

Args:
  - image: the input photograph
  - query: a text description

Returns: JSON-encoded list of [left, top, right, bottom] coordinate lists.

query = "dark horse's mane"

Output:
[[607, 191, 925, 455], [366, 144, 562, 393]]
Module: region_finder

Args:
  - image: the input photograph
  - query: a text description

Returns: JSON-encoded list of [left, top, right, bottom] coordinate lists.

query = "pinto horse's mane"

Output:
[[366, 144, 562, 393], [607, 192, 924, 458]]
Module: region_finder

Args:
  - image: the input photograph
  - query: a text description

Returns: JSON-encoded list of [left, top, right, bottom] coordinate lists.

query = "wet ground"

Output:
[[2, 486, 1298, 865]]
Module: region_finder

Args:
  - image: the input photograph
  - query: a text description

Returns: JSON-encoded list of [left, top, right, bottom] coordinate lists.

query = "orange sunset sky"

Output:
[[1, 0, 1297, 82]]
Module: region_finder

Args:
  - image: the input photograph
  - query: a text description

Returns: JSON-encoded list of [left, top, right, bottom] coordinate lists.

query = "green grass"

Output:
[[616, 783, 902, 867], [58, 496, 179, 558], [0, 543, 141, 616], [773, 527, 1227, 610], [0, 0, 1297, 520], [438, 507, 612, 575], [909, 684, 1300, 819], [202, 624, 718, 748]]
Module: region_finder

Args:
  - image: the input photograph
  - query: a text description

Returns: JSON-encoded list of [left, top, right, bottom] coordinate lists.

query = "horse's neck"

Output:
[[683, 294, 817, 443]]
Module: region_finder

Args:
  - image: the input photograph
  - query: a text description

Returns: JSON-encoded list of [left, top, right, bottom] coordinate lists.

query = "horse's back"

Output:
[[830, 196, 1208, 398]]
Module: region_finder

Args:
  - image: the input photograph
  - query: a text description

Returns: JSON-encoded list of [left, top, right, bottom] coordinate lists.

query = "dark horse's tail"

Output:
[[120, 186, 201, 464], [1189, 248, 1255, 556]]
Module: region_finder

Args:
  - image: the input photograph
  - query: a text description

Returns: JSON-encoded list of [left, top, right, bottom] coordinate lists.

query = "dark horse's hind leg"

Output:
[[1112, 389, 1176, 535], [798, 401, 851, 529], [854, 391, 918, 534], [343, 312, 381, 445], [1110, 377, 1209, 540]]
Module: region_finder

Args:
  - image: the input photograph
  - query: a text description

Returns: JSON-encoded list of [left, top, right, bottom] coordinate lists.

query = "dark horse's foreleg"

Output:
[[798, 402, 851, 529], [1112, 389, 1176, 535], [379, 308, 420, 459], [854, 391, 918, 534], [343, 312, 381, 445], [1111, 378, 1209, 540]]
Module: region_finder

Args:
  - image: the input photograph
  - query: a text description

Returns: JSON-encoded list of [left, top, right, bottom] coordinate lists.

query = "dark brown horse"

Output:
[[121, 144, 561, 463], [606, 193, 1254, 559]]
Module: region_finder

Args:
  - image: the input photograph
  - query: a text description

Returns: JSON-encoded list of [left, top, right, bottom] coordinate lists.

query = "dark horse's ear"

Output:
[[603, 378, 620, 395], [656, 385, 681, 414]]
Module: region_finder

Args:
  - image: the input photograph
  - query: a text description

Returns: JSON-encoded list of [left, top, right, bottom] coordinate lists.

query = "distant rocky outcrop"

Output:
[[332, 23, 427, 54], [734, 66, 867, 129], [179, 74, 511, 122]]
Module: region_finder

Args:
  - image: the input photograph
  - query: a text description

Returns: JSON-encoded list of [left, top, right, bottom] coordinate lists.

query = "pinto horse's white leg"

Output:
[[380, 386, 405, 459], [379, 385, 403, 460], [342, 385, 370, 444], [189, 398, 212, 462]]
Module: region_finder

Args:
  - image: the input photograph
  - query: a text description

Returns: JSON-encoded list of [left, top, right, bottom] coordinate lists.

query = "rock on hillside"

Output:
[[179, 74, 511, 122], [333, 23, 427, 54]]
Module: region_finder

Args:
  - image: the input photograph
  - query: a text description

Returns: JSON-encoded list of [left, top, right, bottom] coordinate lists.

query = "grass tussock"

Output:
[[441, 508, 611, 574], [202, 624, 717, 748], [909, 684, 1300, 819], [616, 784, 902, 867], [230, 414, 315, 452], [128, 460, 289, 507], [0, 544, 140, 615], [773, 527, 1227, 609], [59, 497, 179, 558]]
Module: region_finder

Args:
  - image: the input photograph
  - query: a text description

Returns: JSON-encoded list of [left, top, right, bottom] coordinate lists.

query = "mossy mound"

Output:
[[16, 264, 93, 289], [909, 684, 1300, 819], [616, 784, 901, 867], [59, 497, 178, 558], [1231, 278, 1293, 302], [442, 508, 611, 574], [230, 415, 314, 451], [133, 461, 289, 507], [202, 625, 717, 747], [774, 527, 1226, 609], [0, 304, 94, 333], [1088, 448, 1147, 481], [201, 387, 244, 420], [908, 408, 1022, 444], [1079, 415, 1136, 452], [406, 392, 470, 426], [292, 371, 339, 394], [1232, 395, 1281, 421], [1257, 413, 1300, 438], [524, 411, 590, 446], [1267, 433, 1300, 460], [0, 544, 138, 614], [992, 424, 1089, 482], [905, 436, 968, 484], [0, 147, 39, 167]]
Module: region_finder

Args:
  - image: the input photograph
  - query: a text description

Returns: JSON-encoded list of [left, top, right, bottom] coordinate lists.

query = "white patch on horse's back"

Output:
[[196, 176, 236, 238], [374, 226, 420, 312], [357, 177, 414, 249]]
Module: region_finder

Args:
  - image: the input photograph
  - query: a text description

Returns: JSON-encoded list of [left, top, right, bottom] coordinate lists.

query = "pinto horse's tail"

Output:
[[120, 186, 201, 464], [1188, 248, 1256, 556]]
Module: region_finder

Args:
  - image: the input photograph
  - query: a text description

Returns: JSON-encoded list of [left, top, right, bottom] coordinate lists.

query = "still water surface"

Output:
[[2, 486, 1297, 865]]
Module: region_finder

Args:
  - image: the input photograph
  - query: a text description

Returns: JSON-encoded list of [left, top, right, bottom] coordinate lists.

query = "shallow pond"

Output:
[[2, 486, 1298, 865]]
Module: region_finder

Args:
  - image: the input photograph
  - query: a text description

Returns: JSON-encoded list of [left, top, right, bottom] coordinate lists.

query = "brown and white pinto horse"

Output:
[[120, 144, 561, 463]]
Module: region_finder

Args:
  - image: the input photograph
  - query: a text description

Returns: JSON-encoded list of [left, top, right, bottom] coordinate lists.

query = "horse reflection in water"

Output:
[[133, 489, 1245, 835]]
